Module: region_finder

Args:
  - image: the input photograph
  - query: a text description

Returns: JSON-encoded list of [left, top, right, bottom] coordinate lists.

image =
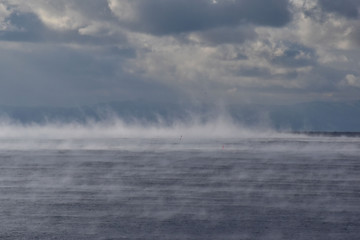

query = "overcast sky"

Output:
[[0, 0, 360, 107]]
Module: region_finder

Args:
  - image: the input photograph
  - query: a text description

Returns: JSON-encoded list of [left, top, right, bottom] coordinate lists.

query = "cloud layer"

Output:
[[0, 0, 360, 106]]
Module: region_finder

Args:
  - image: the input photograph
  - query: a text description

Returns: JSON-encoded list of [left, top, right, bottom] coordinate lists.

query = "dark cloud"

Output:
[[0, 11, 127, 45], [119, 0, 292, 35], [235, 53, 248, 60], [234, 66, 298, 80], [350, 27, 360, 46], [273, 71, 299, 80], [0, 45, 178, 106], [318, 0, 360, 19], [299, 65, 349, 91], [69, 0, 115, 21], [270, 44, 317, 68], [236, 66, 270, 78], [0, 0, 360, 110], [0, 12, 45, 42], [195, 25, 256, 45]]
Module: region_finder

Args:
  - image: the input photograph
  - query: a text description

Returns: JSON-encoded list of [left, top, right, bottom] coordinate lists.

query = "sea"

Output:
[[0, 122, 359, 239]]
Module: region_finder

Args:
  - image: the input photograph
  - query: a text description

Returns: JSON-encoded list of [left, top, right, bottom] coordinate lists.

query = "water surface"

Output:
[[0, 136, 359, 239]]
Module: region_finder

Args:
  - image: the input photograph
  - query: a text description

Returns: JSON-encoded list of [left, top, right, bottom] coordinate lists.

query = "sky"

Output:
[[0, 0, 360, 107]]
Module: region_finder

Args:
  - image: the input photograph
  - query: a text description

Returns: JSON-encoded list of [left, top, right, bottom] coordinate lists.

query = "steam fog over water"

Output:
[[0, 120, 359, 239]]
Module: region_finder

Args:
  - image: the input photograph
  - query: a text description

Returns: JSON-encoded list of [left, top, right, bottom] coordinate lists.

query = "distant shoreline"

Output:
[[291, 132, 360, 137]]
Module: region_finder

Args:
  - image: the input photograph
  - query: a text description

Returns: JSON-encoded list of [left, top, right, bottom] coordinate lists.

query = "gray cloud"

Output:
[[236, 66, 271, 78], [0, 12, 45, 42], [115, 0, 292, 35], [350, 26, 360, 46], [0, 11, 127, 44], [194, 25, 257, 45], [67, 0, 115, 21], [1, 0, 360, 109], [270, 44, 317, 68], [318, 0, 360, 19], [0, 44, 179, 106]]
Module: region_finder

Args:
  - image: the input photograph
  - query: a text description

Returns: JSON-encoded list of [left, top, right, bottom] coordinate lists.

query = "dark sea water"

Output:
[[0, 136, 359, 239]]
